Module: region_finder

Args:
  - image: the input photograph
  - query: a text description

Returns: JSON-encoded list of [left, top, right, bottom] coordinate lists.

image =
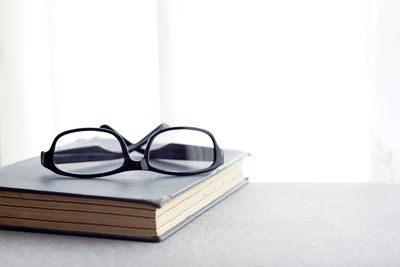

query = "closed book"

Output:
[[0, 149, 248, 242]]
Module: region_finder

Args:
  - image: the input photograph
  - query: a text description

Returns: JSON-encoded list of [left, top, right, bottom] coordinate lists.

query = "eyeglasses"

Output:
[[41, 124, 224, 178]]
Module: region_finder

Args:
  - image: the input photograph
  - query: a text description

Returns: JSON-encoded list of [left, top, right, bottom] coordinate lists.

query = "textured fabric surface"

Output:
[[1, 183, 400, 267]]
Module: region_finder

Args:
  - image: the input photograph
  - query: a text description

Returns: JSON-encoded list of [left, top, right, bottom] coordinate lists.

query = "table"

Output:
[[1, 183, 400, 266]]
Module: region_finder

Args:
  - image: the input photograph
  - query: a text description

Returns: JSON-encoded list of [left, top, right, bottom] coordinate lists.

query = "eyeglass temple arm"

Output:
[[146, 143, 216, 161], [102, 124, 216, 161], [100, 123, 169, 152]]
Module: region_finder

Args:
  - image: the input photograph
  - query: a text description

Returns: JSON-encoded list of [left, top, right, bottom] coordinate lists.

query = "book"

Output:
[[0, 149, 248, 242]]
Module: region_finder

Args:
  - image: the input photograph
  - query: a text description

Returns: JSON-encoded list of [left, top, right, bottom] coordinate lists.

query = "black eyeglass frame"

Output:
[[41, 125, 224, 178]]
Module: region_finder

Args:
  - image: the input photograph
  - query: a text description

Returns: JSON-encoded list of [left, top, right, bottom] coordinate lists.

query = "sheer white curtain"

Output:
[[159, 0, 372, 182], [0, 0, 381, 183], [0, 0, 159, 166], [372, 0, 400, 182]]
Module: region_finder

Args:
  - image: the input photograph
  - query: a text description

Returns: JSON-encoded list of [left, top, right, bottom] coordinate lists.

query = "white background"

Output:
[[161, 0, 371, 182]]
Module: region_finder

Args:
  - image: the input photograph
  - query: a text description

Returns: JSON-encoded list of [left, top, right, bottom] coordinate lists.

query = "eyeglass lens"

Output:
[[148, 129, 215, 173], [54, 131, 124, 175]]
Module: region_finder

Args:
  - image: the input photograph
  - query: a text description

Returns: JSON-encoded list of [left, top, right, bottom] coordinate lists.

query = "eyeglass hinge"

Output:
[[40, 151, 46, 166]]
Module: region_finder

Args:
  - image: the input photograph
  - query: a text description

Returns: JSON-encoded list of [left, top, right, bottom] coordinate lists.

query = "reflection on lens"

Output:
[[148, 129, 215, 173], [54, 131, 124, 175]]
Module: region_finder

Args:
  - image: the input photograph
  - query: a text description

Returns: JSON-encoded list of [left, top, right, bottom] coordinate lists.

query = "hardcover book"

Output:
[[0, 149, 248, 242]]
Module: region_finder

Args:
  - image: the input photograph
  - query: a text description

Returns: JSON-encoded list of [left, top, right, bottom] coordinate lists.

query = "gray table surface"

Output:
[[1, 183, 400, 267]]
